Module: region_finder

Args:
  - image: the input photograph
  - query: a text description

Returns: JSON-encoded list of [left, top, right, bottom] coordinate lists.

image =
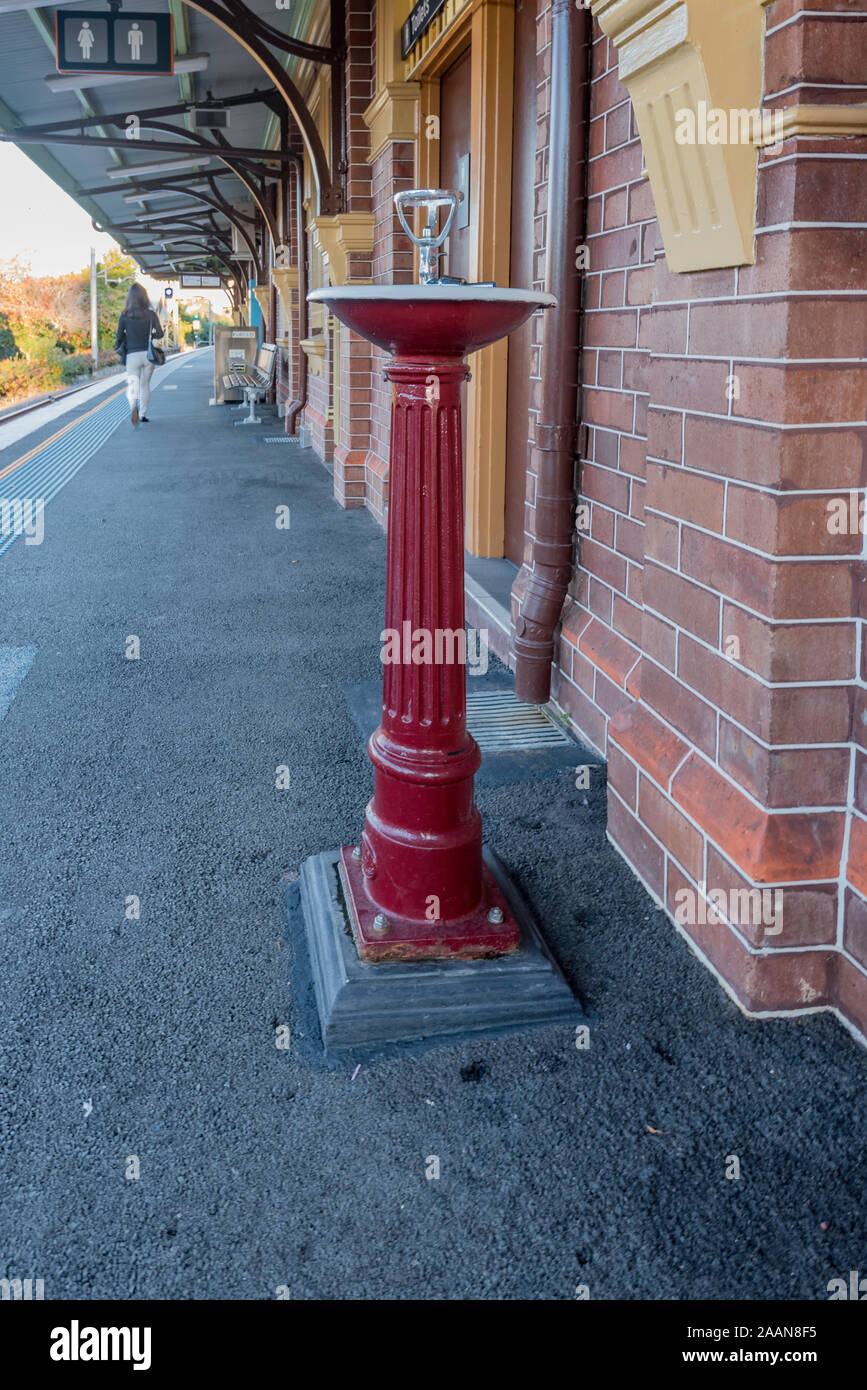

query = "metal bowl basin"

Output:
[[307, 285, 556, 357]]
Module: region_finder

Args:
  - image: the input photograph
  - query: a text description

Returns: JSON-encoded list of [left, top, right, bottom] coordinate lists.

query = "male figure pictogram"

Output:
[[128, 22, 144, 60], [77, 20, 94, 59]]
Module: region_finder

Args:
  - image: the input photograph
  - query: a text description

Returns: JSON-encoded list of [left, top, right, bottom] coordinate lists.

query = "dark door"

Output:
[[438, 48, 472, 282], [438, 47, 472, 483], [504, 0, 536, 564]]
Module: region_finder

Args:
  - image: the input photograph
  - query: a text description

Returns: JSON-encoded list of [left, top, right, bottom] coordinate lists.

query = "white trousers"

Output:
[[125, 351, 154, 414]]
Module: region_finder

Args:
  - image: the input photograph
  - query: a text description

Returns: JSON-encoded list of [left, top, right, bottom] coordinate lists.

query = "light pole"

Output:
[[89, 247, 98, 375]]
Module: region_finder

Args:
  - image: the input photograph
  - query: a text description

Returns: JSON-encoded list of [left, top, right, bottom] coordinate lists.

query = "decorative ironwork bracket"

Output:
[[182, 0, 346, 215]]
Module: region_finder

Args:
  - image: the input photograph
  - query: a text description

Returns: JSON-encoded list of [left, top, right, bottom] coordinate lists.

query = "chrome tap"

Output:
[[394, 188, 464, 285]]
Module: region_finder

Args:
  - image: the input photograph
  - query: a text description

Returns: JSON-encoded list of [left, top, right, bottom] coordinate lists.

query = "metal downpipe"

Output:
[[513, 0, 590, 703], [285, 159, 308, 436]]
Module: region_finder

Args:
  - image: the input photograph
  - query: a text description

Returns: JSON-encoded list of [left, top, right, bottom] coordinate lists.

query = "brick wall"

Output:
[[305, 346, 334, 464], [332, 0, 374, 507], [549, 18, 649, 754], [324, 0, 417, 524], [276, 160, 302, 428], [509, 0, 558, 646], [546, 0, 867, 1042], [363, 139, 417, 526]]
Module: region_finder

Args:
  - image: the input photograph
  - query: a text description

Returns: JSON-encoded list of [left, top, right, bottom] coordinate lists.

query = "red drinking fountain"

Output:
[[296, 190, 578, 1048]]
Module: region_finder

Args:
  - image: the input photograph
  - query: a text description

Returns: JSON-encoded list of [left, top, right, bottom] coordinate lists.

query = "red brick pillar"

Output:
[[279, 160, 301, 433], [607, 0, 867, 1040], [332, 0, 374, 509], [362, 142, 418, 529]]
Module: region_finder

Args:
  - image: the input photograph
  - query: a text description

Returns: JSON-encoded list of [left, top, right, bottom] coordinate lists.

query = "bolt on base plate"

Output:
[[337, 845, 520, 962]]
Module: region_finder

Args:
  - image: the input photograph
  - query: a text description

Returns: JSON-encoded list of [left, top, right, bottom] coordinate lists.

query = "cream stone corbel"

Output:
[[363, 81, 420, 164], [272, 265, 299, 316], [590, 0, 774, 271], [301, 335, 326, 377], [308, 213, 376, 286], [253, 285, 270, 324]]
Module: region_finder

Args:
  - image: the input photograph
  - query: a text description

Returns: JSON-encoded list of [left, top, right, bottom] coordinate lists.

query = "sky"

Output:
[[0, 143, 228, 310], [0, 143, 128, 277]]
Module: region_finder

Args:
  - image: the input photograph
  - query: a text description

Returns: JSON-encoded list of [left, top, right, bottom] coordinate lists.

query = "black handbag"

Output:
[[147, 319, 166, 367]]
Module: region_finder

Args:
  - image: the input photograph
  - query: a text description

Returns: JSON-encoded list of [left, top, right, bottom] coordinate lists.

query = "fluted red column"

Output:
[[339, 354, 519, 961]]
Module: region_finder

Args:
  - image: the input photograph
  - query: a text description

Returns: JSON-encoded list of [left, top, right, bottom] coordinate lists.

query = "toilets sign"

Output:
[[401, 0, 448, 57], [56, 10, 174, 76]]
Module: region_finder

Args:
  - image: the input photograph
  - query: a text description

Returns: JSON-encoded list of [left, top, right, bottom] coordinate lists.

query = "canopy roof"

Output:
[[0, 0, 334, 285]]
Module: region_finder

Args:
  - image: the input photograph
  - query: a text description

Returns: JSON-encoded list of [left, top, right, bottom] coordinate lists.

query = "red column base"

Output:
[[338, 846, 520, 962]]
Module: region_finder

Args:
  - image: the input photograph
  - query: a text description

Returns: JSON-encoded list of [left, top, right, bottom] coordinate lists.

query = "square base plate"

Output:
[[295, 846, 581, 1048], [338, 845, 520, 961]]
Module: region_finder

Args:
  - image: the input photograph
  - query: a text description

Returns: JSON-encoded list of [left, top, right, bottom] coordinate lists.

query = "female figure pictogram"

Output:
[[77, 20, 94, 60]]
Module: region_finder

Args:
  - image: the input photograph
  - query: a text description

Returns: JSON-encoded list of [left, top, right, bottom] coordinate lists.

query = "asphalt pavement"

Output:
[[0, 351, 864, 1300]]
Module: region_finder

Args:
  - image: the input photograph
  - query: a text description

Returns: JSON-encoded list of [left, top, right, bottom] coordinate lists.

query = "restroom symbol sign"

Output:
[[56, 11, 173, 75], [68, 16, 108, 65], [115, 18, 159, 64]]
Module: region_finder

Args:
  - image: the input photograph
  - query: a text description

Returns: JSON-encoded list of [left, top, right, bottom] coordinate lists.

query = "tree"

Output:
[[0, 256, 89, 360], [0, 311, 18, 360], [0, 249, 142, 405], [93, 249, 138, 348], [0, 257, 60, 360]]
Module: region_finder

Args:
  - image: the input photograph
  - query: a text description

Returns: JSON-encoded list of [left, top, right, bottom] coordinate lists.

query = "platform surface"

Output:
[[2, 349, 863, 1300]]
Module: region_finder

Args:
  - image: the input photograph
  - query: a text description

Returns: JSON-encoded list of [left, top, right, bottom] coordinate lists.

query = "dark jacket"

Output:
[[115, 309, 163, 363]]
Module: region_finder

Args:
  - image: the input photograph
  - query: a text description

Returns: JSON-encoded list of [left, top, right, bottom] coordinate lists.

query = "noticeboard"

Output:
[[180, 274, 222, 289], [214, 325, 259, 404], [56, 10, 174, 76]]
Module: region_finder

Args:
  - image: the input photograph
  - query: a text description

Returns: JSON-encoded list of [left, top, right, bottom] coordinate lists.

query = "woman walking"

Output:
[[115, 284, 164, 426]]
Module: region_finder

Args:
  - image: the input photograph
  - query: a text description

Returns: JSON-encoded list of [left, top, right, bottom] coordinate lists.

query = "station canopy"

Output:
[[0, 0, 334, 285]]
